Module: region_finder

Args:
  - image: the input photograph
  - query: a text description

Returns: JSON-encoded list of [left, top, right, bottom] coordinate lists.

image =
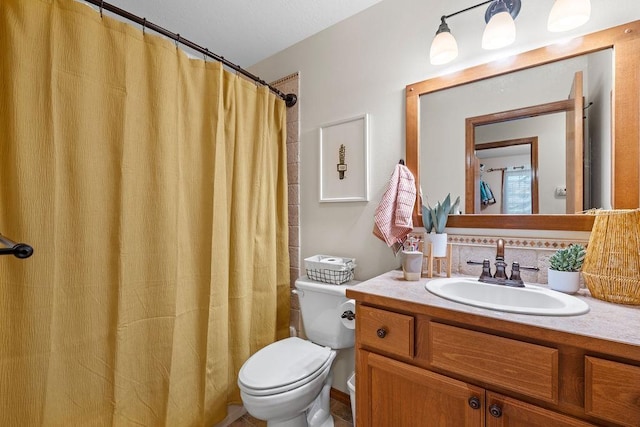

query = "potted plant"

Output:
[[422, 194, 459, 257], [548, 244, 586, 294]]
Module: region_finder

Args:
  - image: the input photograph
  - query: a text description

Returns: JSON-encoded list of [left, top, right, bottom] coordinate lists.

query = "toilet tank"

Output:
[[295, 276, 359, 349]]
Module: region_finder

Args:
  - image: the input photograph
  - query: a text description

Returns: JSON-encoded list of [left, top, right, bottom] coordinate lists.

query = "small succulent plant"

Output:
[[549, 244, 586, 272], [422, 194, 460, 234]]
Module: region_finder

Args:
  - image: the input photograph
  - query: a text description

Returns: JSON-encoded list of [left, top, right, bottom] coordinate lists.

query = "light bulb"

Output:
[[548, 0, 591, 32], [430, 31, 458, 65], [482, 10, 516, 50]]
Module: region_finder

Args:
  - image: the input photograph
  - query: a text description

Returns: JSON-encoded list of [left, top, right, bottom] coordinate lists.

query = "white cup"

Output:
[[402, 251, 423, 281]]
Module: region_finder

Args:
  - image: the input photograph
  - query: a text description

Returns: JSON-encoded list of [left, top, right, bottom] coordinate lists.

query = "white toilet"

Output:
[[238, 276, 357, 427]]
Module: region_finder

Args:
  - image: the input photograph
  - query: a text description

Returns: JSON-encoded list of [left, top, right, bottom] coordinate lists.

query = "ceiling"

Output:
[[102, 0, 384, 68]]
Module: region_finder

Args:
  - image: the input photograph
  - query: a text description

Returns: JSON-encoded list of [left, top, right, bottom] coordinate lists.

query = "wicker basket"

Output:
[[304, 255, 356, 285], [582, 209, 640, 305]]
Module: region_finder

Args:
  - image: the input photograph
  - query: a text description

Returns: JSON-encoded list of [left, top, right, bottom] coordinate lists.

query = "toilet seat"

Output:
[[238, 337, 334, 396]]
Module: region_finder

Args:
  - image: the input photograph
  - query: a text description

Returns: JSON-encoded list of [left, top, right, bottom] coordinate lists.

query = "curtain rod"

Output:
[[0, 234, 34, 259], [487, 165, 525, 172], [82, 0, 298, 107]]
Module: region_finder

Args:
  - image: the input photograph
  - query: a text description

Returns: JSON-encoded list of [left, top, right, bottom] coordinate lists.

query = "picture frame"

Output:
[[319, 114, 370, 202]]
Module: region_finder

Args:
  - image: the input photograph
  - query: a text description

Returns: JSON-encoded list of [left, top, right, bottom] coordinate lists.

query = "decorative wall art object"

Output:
[[319, 114, 369, 202]]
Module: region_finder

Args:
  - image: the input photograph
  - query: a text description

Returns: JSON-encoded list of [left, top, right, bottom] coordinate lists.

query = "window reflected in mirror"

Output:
[[476, 137, 537, 214]]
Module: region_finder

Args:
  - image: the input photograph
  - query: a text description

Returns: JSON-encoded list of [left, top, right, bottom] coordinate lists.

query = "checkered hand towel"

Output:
[[373, 164, 416, 250]]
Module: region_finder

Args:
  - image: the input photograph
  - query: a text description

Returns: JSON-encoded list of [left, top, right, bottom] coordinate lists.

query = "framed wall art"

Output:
[[318, 114, 369, 202]]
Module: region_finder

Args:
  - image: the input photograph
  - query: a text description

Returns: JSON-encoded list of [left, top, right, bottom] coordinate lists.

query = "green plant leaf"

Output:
[[422, 204, 433, 232], [549, 244, 586, 272], [425, 193, 460, 234], [450, 196, 460, 214]]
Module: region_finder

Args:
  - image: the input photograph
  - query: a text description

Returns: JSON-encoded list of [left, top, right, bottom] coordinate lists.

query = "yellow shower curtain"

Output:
[[0, 0, 290, 425]]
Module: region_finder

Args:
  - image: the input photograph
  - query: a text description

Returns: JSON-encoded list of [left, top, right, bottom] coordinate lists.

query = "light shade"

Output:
[[430, 30, 458, 65], [482, 10, 516, 50], [548, 0, 591, 32]]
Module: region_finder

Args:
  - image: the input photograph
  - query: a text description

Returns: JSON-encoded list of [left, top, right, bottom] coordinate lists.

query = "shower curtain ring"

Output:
[[175, 34, 180, 49], [99, 0, 104, 18], [142, 18, 146, 34], [204, 48, 208, 61]]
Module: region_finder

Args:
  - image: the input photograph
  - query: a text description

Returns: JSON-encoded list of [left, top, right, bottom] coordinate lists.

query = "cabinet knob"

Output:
[[468, 396, 481, 410], [376, 328, 387, 338], [489, 404, 503, 418]]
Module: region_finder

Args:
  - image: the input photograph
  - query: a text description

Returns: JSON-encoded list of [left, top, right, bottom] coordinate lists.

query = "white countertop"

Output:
[[347, 270, 640, 348]]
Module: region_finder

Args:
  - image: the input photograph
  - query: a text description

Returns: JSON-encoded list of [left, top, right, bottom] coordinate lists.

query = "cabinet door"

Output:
[[585, 356, 640, 426], [486, 392, 596, 427], [361, 351, 484, 427]]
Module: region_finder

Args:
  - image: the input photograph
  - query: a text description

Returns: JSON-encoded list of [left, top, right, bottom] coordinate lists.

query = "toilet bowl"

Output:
[[238, 276, 358, 427], [238, 338, 336, 426]]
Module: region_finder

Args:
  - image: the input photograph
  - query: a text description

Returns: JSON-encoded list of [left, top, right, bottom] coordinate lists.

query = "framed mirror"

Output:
[[406, 20, 640, 231]]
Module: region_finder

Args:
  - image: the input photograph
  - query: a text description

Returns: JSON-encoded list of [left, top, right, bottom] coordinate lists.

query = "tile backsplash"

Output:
[[413, 232, 589, 285]]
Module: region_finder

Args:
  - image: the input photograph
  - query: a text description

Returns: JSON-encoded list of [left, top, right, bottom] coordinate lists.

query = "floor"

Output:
[[229, 397, 354, 427]]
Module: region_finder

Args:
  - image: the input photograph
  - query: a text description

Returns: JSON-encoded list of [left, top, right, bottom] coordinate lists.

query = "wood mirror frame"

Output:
[[406, 20, 640, 231]]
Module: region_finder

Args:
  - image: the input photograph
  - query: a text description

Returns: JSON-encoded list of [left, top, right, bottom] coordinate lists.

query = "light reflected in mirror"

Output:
[[420, 49, 612, 215]]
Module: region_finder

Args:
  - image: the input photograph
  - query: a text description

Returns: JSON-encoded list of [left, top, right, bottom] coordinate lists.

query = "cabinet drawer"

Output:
[[358, 305, 414, 359], [585, 356, 640, 426], [429, 322, 558, 403]]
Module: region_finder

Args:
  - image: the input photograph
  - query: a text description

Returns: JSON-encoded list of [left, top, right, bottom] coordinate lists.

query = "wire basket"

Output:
[[582, 209, 640, 305], [304, 255, 356, 285]]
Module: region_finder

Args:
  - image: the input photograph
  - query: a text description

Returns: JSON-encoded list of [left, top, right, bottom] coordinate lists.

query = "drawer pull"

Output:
[[489, 404, 503, 418], [377, 328, 387, 338], [468, 396, 481, 410]]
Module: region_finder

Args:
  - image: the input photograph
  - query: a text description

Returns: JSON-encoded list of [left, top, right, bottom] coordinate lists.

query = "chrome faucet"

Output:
[[467, 238, 539, 287]]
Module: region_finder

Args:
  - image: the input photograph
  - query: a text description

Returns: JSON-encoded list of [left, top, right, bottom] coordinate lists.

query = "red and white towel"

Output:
[[373, 164, 417, 251]]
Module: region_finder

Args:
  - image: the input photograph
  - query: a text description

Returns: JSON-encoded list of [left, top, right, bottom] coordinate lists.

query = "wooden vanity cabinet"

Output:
[[354, 303, 640, 426], [361, 350, 484, 426]]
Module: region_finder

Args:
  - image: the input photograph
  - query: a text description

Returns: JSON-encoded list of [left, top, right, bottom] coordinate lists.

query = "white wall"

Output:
[[249, 0, 640, 281]]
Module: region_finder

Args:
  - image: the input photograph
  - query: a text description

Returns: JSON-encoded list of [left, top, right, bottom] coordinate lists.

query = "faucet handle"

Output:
[[467, 259, 492, 280], [480, 259, 492, 280], [518, 265, 540, 272], [509, 262, 522, 281]]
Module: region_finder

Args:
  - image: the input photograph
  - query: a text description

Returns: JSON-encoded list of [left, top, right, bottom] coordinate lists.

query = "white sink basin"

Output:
[[426, 278, 590, 316]]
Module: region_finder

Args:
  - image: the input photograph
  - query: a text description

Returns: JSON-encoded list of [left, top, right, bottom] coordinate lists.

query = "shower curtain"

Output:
[[0, 0, 290, 425]]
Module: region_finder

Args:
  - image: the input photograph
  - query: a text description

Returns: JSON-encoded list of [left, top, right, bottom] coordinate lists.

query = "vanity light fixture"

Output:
[[429, 0, 592, 65]]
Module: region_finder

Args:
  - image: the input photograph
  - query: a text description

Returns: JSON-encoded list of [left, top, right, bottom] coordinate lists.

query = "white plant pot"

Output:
[[548, 269, 581, 294], [427, 232, 448, 258]]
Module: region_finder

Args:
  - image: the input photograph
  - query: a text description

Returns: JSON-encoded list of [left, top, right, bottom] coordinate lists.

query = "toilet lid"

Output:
[[238, 337, 332, 392]]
